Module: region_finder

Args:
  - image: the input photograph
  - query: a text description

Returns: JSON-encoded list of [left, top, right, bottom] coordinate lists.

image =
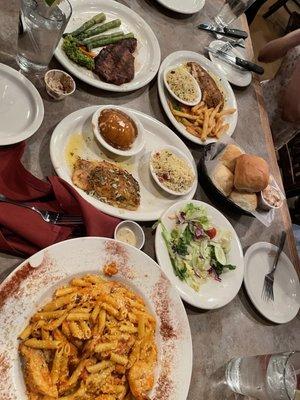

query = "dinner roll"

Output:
[[211, 163, 234, 197], [229, 190, 258, 211], [234, 154, 269, 192], [219, 144, 244, 172]]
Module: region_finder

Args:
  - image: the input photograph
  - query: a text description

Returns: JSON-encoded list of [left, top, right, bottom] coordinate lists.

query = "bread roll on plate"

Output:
[[229, 190, 258, 212], [219, 144, 244, 172], [234, 154, 269, 192], [211, 163, 234, 197]]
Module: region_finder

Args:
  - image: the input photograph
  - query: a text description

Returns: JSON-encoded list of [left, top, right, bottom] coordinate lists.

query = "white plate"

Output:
[[55, 0, 161, 92], [208, 40, 252, 88], [155, 0, 205, 14], [244, 242, 300, 324], [158, 51, 238, 145], [0, 63, 44, 145], [0, 237, 192, 400], [50, 105, 197, 221], [155, 200, 244, 309]]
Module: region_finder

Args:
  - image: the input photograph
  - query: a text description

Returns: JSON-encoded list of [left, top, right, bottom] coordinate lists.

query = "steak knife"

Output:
[[206, 47, 264, 75], [198, 23, 248, 40]]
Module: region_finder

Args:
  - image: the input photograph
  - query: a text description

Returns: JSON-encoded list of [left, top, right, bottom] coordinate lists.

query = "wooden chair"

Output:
[[278, 134, 300, 199], [263, 0, 300, 18]]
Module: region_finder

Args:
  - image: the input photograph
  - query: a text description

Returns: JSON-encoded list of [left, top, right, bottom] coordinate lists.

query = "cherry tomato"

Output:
[[206, 227, 217, 239]]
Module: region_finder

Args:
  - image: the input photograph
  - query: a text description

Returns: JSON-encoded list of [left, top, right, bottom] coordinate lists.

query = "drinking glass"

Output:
[[214, 0, 256, 27], [17, 0, 72, 73], [226, 351, 300, 400]]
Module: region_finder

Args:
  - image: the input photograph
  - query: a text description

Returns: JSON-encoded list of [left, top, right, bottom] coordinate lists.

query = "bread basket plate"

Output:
[[55, 0, 161, 92], [199, 152, 252, 215], [0, 237, 192, 400], [155, 200, 244, 309], [50, 106, 197, 221], [158, 51, 238, 146]]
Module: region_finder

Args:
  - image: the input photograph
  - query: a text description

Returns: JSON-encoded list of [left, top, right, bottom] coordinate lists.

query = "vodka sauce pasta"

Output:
[[18, 273, 157, 400]]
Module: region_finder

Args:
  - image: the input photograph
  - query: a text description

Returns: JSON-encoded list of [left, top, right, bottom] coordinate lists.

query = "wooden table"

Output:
[[0, 1, 299, 399]]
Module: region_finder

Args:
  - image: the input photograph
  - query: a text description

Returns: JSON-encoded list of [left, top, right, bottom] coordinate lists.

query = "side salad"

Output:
[[160, 203, 236, 291]]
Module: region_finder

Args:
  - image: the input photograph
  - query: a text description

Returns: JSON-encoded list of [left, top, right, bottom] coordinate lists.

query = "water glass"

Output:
[[214, 0, 256, 27], [17, 0, 72, 73], [226, 351, 300, 400]]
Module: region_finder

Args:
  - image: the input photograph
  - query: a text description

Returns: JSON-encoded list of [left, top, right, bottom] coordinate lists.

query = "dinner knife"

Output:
[[198, 23, 248, 40], [206, 47, 264, 75]]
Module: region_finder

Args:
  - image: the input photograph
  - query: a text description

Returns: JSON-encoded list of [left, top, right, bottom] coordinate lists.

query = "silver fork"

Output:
[[0, 193, 83, 225], [261, 231, 286, 302]]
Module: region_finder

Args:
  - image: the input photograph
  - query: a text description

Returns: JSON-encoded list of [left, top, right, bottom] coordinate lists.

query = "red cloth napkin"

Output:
[[0, 142, 120, 256]]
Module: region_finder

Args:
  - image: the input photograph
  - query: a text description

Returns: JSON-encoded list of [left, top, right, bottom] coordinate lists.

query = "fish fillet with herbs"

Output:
[[72, 158, 140, 210]]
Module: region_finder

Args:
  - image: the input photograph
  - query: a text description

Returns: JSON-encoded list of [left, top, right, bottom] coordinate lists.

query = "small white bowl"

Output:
[[258, 185, 283, 211], [164, 65, 202, 107], [44, 69, 76, 100], [92, 106, 145, 157], [149, 145, 196, 196], [114, 220, 145, 250]]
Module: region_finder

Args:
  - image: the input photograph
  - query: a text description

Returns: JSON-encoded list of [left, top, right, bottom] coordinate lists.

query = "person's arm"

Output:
[[258, 29, 300, 63], [280, 58, 300, 123]]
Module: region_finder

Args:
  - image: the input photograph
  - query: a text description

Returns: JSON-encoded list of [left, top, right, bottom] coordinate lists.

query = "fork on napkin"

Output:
[[0, 142, 120, 256]]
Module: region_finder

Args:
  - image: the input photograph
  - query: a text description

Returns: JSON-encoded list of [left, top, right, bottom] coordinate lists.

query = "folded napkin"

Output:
[[0, 142, 120, 256]]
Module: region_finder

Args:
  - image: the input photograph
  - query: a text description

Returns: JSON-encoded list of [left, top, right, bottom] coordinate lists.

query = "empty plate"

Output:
[[155, 0, 205, 14], [0, 63, 44, 145], [208, 40, 252, 87], [244, 242, 300, 324]]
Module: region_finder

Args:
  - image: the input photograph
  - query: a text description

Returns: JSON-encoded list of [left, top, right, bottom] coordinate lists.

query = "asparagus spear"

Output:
[[78, 19, 122, 40], [87, 32, 134, 51], [64, 13, 106, 38], [81, 31, 124, 45]]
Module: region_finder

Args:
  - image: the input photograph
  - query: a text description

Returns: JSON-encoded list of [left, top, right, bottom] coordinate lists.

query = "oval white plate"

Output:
[[155, 0, 205, 14], [155, 200, 244, 309], [0, 63, 44, 145], [0, 237, 192, 400], [158, 51, 238, 145], [55, 0, 161, 92], [208, 40, 252, 88], [50, 106, 197, 221], [150, 145, 196, 196], [244, 242, 300, 324], [164, 65, 202, 106], [92, 105, 145, 157]]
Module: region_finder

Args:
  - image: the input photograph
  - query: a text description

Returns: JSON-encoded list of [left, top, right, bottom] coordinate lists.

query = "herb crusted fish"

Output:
[[72, 158, 140, 210]]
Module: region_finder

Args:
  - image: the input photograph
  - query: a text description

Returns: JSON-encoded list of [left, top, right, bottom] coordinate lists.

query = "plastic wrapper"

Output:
[[203, 135, 286, 227]]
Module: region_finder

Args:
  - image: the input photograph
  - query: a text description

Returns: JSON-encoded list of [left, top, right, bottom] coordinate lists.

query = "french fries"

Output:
[[168, 99, 236, 142]]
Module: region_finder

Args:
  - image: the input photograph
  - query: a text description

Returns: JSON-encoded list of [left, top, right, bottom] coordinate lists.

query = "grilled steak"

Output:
[[72, 158, 140, 210], [187, 62, 224, 109], [94, 38, 137, 85]]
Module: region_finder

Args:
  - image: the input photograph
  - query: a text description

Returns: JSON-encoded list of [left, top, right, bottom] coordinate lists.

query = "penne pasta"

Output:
[[110, 353, 128, 366], [66, 312, 90, 321], [95, 341, 117, 353], [43, 293, 77, 311], [18, 324, 32, 340], [32, 310, 65, 321], [98, 309, 106, 335], [86, 360, 114, 374], [19, 273, 157, 400], [23, 339, 61, 349], [69, 321, 84, 339], [51, 347, 63, 385]]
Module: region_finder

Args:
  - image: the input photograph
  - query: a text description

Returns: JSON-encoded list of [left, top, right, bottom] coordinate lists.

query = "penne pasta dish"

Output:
[[18, 273, 157, 400]]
